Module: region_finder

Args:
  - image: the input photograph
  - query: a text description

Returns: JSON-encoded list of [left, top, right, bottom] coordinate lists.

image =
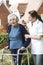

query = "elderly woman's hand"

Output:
[[20, 47, 25, 51]]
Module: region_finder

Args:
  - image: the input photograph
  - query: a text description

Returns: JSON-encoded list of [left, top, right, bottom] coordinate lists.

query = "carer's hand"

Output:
[[25, 34, 30, 39]]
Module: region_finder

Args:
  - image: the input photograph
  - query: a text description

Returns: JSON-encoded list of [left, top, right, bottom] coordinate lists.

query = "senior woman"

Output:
[[7, 13, 31, 65]]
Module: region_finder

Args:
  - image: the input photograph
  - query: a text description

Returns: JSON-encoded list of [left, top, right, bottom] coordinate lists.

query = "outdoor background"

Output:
[[0, 0, 43, 65]]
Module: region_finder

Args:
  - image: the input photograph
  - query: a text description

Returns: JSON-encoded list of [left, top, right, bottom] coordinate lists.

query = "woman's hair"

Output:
[[8, 13, 19, 24], [28, 10, 43, 22]]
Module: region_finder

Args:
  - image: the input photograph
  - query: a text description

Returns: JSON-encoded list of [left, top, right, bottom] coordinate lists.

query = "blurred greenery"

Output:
[[0, 33, 8, 44], [0, 33, 8, 48], [0, 49, 14, 65]]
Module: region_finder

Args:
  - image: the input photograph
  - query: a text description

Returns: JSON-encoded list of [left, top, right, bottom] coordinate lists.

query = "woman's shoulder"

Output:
[[19, 24, 25, 28], [37, 20, 43, 28], [38, 20, 43, 26]]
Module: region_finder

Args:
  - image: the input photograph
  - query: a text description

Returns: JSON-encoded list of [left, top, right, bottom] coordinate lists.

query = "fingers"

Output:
[[20, 47, 25, 51], [25, 34, 29, 39]]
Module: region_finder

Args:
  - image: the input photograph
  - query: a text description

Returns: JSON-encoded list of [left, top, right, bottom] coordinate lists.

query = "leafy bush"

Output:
[[0, 33, 8, 48]]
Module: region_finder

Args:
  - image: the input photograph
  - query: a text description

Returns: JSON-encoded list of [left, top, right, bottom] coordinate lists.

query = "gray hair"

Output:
[[8, 13, 19, 24]]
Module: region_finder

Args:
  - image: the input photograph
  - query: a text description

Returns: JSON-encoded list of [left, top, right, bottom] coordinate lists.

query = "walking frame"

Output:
[[2, 46, 30, 65]]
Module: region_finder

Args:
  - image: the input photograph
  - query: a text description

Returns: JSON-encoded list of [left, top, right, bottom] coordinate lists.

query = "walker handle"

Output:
[[2, 46, 8, 54], [17, 48, 28, 54]]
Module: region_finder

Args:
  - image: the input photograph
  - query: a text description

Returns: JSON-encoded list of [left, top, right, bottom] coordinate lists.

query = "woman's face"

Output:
[[29, 14, 36, 23], [10, 17, 18, 26]]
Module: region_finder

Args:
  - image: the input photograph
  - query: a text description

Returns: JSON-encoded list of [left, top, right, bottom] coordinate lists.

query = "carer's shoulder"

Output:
[[38, 21, 43, 26]]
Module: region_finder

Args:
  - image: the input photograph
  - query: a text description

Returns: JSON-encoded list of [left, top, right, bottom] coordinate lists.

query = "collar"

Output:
[[31, 19, 39, 26]]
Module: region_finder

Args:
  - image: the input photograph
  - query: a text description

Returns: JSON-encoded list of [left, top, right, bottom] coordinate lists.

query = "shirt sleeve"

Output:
[[37, 22, 43, 35]]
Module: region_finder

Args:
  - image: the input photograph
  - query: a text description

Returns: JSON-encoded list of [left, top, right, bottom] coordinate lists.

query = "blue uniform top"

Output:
[[9, 25, 23, 49]]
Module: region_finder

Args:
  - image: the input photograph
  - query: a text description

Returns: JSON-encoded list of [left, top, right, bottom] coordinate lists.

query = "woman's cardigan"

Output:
[[7, 24, 31, 49]]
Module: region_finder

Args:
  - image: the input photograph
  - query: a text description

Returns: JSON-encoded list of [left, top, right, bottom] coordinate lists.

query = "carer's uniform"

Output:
[[27, 19, 43, 65]]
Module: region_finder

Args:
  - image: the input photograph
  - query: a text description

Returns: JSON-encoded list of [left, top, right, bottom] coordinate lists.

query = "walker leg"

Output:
[[27, 51, 30, 65], [17, 54, 19, 65], [17, 48, 30, 65], [2, 54, 3, 65]]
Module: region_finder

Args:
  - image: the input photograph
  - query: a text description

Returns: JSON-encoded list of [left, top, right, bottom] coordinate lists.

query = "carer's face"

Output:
[[29, 14, 35, 23], [10, 17, 18, 26]]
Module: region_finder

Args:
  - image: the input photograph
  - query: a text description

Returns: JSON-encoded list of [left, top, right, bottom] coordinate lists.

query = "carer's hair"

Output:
[[28, 10, 43, 22]]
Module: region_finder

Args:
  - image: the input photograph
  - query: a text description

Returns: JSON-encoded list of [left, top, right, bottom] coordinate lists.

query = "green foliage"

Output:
[[0, 33, 8, 44], [0, 33, 8, 48]]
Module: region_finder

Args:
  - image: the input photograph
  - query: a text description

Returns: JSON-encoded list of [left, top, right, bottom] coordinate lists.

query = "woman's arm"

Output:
[[25, 22, 43, 40], [25, 34, 42, 40]]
